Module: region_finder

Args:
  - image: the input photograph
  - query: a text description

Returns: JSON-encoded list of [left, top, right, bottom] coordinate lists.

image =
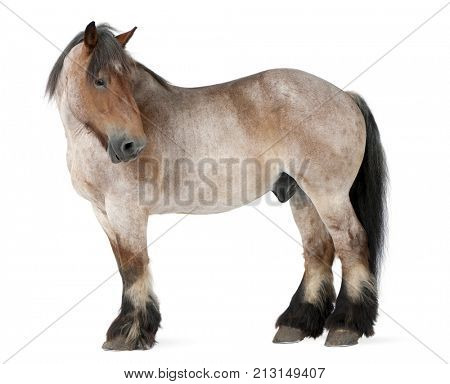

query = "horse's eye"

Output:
[[94, 79, 106, 88]]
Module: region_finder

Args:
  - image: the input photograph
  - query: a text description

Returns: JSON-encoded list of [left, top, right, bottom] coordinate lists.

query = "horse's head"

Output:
[[49, 22, 146, 163]]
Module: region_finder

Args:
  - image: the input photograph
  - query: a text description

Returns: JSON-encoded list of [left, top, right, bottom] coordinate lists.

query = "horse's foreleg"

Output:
[[93, 205, 160, 350], [274, 189, 335, 343]]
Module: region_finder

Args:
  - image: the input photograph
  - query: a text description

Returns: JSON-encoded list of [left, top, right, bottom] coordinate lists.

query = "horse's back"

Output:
[[228, 68, 366, 166], [233, 68, 367, 192]]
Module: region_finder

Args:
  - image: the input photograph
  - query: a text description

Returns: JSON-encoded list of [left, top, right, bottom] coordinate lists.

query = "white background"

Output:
[[0, 0, 449, 382]]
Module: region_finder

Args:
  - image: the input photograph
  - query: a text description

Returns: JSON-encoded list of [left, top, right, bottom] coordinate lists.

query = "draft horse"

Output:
[[47, 22, 387, 350]]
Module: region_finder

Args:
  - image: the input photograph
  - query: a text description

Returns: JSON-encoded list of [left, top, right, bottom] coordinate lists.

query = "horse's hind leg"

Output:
[[92, 204, 161, 350], [273, 188, 335, 343], [308, 194, 377, 347]]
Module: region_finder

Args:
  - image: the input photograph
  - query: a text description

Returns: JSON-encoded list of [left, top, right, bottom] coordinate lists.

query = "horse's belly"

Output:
[[143, 163, 279, 214], [149, 188, 266, 214]]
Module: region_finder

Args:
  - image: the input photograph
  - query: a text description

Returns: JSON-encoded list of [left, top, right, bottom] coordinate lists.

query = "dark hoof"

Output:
[[325, 328, 360, 347], [104, 299, 161, 351], [273, 326, 306, 344], [102, 335, 155, 351], [102, 336, 130, 351]]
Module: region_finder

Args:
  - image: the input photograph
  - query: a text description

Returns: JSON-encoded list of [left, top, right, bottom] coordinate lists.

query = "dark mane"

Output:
[[46, 24, 169, 98]]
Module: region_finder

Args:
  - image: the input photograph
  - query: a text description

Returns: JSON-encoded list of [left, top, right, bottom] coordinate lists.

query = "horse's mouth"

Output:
[[107, 141, 124, 164]]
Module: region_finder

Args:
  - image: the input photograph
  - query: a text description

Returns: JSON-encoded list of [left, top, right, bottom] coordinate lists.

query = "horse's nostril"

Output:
[[109, 135, 146, 163], [122, 141, 135, 153]]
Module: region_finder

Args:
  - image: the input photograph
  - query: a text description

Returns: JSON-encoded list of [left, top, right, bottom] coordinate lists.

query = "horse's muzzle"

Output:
[[107, 135, 147, 163]]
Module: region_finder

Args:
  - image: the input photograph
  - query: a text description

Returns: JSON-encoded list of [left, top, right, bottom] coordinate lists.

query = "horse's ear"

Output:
[[115, 27, 137, 48], [84, 21, 98, 52]]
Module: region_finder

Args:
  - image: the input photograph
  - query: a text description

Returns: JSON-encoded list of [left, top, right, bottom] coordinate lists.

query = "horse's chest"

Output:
[[66, 142, 109, 206]]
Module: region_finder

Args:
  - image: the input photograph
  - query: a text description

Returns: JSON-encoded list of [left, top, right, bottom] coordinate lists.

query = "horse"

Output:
[[47, 22, 387, 350]]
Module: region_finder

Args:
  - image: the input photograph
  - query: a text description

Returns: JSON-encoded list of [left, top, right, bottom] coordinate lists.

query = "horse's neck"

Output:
[[132, 67, 174, 114], [131, 66, 186, 152]]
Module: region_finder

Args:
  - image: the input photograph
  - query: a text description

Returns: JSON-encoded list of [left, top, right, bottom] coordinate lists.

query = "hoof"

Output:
[[102, 335, 154, 351], [102, 336, 131, 351], [273, 326, 306, 344], [325, 328, 360, 347]]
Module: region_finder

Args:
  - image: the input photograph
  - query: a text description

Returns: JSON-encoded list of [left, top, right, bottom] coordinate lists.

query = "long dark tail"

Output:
[[347, 92, 388, 279]]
